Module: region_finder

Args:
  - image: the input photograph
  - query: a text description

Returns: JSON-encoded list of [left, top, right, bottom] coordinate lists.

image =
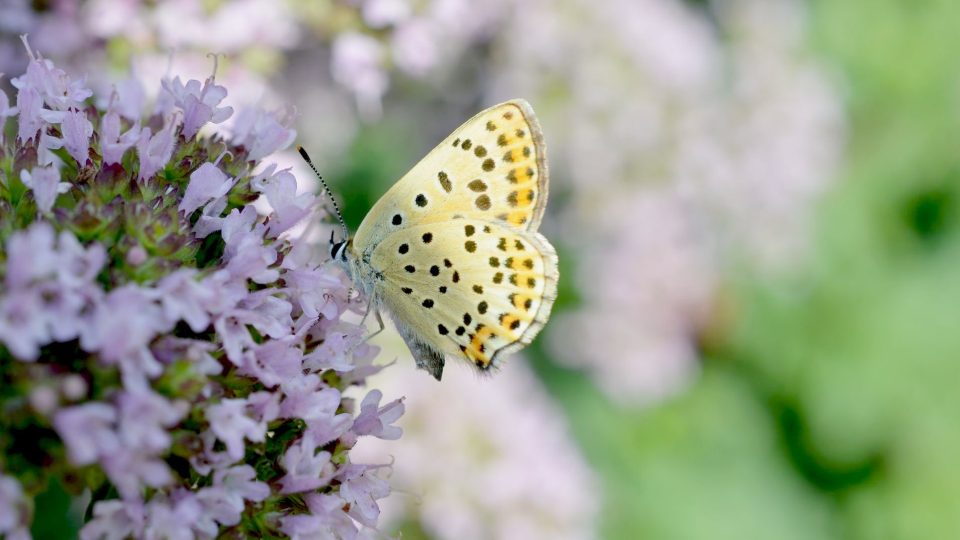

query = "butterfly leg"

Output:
[[361, 308, 386, 344], [354, 288, 386, 344]]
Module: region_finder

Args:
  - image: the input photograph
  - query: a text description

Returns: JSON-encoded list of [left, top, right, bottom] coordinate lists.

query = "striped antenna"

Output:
[[298, 145, 349, 240]]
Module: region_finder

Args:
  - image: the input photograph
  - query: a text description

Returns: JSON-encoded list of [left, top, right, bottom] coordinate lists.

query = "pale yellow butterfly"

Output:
[[299, 99, 557, 380]]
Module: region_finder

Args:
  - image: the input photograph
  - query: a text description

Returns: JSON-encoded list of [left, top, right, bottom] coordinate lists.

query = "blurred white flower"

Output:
[[362, 0, 412, 28], [490, 0, 844, 404], [354, 361, 599, 540], [552, 188, 717, 404], [0, 474, 31, 540], [332, 32, 389, 118]]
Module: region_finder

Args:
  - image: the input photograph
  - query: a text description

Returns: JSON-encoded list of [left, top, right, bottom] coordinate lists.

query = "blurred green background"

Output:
[[4, 0, 960, 538]]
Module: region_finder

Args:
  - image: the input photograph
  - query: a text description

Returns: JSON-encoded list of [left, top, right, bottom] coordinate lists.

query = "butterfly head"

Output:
[[328, 230, 351, 263]]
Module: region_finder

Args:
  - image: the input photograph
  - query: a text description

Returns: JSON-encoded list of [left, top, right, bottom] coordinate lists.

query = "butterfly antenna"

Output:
[[297, 145, 349, 240]]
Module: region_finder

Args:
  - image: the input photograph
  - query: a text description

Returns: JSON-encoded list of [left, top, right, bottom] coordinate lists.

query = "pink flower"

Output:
[[100, 109, 140, 165], [80, 500, 143, 540], [279, 441, 334, 494], [244, 391, 281, 425], [0, 290, 49, 361], [14, 85, 43, 142], [53, 402, 118, 465], [281, 239, 352, 319], [230, 106, 296, 161], [188, 431, 236, 478], [142, 492, 202, 539], [117, 390, 187, 454], [155, 269, 216, 332], [241, 338, 303, 387], [79, 285, 170, 383], [36, 130, 64, 166], [218, 208, 280, 283], [102, 446, 175, 500], [278, 374, 342, 420], [304, 412, 355, 449], [195, 466, 269, 533], [214, 465, 270, 503], [179, 162, 235, 216], [279, 494, 359, 539], [136, 114, 179, 181], [205, 398, 266, 461], [20, 165, 70, 213], [162, 75, 233, 140], [302, 324, 367, 373], [213, 305, 288, 366], [337, 463, 391, 528], [55, 230, 107, 287], [0, 474, 29, 539], [11, 46, 92, 111], [251, 165, 317, 237], [352, 390, 404, 441], [61, 108, 94, 165]]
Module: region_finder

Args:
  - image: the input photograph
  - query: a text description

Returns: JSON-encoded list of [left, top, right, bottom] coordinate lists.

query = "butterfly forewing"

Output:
[[370, 220, 557, 371], [344, 98, 556, 377], [352, 100, 548, 252]]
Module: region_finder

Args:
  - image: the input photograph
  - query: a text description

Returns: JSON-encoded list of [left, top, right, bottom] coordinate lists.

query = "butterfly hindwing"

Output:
[[370, 219, 558, 371], [352, 99, 548, 252]]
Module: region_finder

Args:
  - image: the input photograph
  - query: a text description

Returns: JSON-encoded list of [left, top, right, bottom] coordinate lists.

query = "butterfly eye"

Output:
[[329, 240, 347, 261]]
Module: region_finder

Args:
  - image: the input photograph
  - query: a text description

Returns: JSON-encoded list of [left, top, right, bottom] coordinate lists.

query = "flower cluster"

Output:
[[0, 0, 515, 119], [317, 0, 516, 116], [489, 0, 844, 403], [0, 42, 402, 538], [354, 361, 598, 540]]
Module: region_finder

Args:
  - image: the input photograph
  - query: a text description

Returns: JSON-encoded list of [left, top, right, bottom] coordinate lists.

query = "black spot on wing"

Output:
[[438, 171, 452, 192], [468, 179, 488, 192], [475, 195, 491, 211]]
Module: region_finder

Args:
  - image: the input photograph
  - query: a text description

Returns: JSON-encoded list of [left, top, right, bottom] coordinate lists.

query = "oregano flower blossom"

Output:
[[0, 41, 403, 539]]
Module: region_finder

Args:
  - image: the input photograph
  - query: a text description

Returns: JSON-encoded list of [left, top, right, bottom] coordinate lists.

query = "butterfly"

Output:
[[299, 99, 557, 380]]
